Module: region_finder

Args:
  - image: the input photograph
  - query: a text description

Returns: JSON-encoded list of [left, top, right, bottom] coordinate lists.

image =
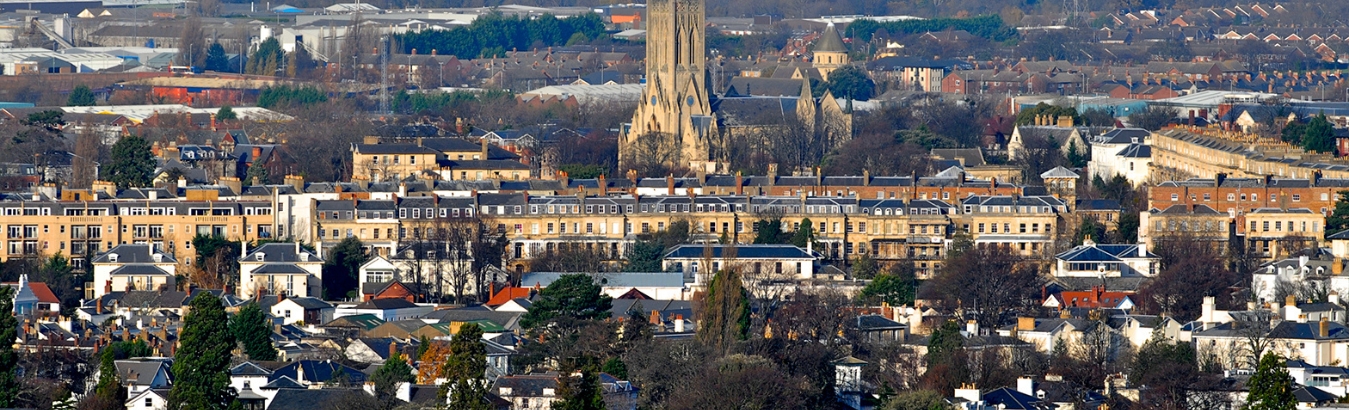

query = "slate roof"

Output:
[[1294, 386, 1338, 404], [260, 375, 306, 390], [108, 264, 172, 276], [1117, 143, 1151, 158], [1057, 243, 1155, 261], [1096, 127, 1151, 144], [230, 361, 273, 376], [814, 23, 847, 53], [115, 358, 172, 387], [856, 314, 905, 331], [92, 244, 176, 263], [242, 243, 315, 263], [252, 263, 310, 274], [930, 148, 986, 167], [492, 374, 559, 396], [1267, 321, 1349, 340], [281, 297, 333, 310], [1076, 199, 1121, 211], [664, 244, 818, 259], [266, 388, 362, 409], [983, 387, 1050, 410], [270, 360, 367, 384], [724, 77, 807, 97]]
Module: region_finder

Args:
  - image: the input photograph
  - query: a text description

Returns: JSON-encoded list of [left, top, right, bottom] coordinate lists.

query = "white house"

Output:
[[1192, 304, 1349, 370], [239, 242, 322, 299], [1053, 238, 1159, 277], [662, 244, 821, 284], [268, 296, 335, 326], [334, 298, 433, 321], [996, 317, 1094, 354], [518, 272, 690, 300], [229, 362, 276, 409], [358, 241, 478, 302], [125, 388, 169, 410], [1113, 314, 1183, 349], [91, 244, 177, 298], [1088, 128, 1153, 186], [3, 274, 60, 315], [114, 358, 173, 395]]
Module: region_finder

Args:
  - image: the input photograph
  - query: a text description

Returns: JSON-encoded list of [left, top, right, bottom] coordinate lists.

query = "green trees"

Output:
[[1246, 352, 1296, 410], [392, 12, 606, 59], [93, 348, 125, 405], [1328, 191, 1349, 236], [246, 160, 270, 185], [322, 237, 368, 300], [371, 353, 415, 402], [67, 85, 96, 106], [624, 239, 666, 272], [825, 65, 875, 101], [554, 362, 606, 410], [257, 85, 328, 108], [520, 274, 613, 329], [697, 269, 750, 350], [791, 218, 819, 249], [1301, 114, 1335, 154], [857, 264, 917, 306], [847, 14, 1015, 42], [168, 292, 236, 410], [91, 340, 152, 408], [440, 323, 491, 410], [205, 42, 229, 72], [230, 303, 277, 361], [102, 135, 155, 189], [851, 254, 879, 279], [0, 286, 16, 407], [1281, 115, 1335, 153], [753, 217, 791, 244], [216, 105, 237, 120], [246, 37, 283, 75], [922, 320, 967, 394]]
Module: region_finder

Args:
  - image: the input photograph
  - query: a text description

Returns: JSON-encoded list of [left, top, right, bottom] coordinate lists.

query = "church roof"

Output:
[[814, 23, 847, 53]]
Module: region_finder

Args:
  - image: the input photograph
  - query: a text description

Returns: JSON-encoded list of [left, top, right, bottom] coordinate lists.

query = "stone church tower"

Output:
[[812, 22, 849, 81], [620, 0, 720, 173]]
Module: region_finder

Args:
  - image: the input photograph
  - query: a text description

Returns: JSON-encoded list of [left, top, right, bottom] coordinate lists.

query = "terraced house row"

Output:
[[0, 167, 1094, 280]]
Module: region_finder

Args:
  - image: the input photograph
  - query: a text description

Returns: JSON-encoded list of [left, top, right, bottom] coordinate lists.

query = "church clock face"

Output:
[[651, 97, 658, 105], [686, 96, 694, 106]]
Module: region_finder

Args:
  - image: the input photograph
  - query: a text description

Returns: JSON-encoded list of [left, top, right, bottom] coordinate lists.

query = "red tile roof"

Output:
[[486, 287, 532, 307], [28, 282, 59, 303], [2, 281, 59, 304]]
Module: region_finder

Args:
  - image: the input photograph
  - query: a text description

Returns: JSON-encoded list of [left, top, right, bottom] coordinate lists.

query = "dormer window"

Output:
[[255, 253, 264, 261]]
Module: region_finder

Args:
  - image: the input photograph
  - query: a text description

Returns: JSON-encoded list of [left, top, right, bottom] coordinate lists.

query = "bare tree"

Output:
[[70, 127, 104, 189], [177, 16, 207, 68], [623, 132, 686, 177]]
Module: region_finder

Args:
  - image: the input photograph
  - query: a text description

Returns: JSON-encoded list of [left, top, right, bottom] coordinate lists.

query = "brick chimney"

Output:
[[735, 171, 744, 195]]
